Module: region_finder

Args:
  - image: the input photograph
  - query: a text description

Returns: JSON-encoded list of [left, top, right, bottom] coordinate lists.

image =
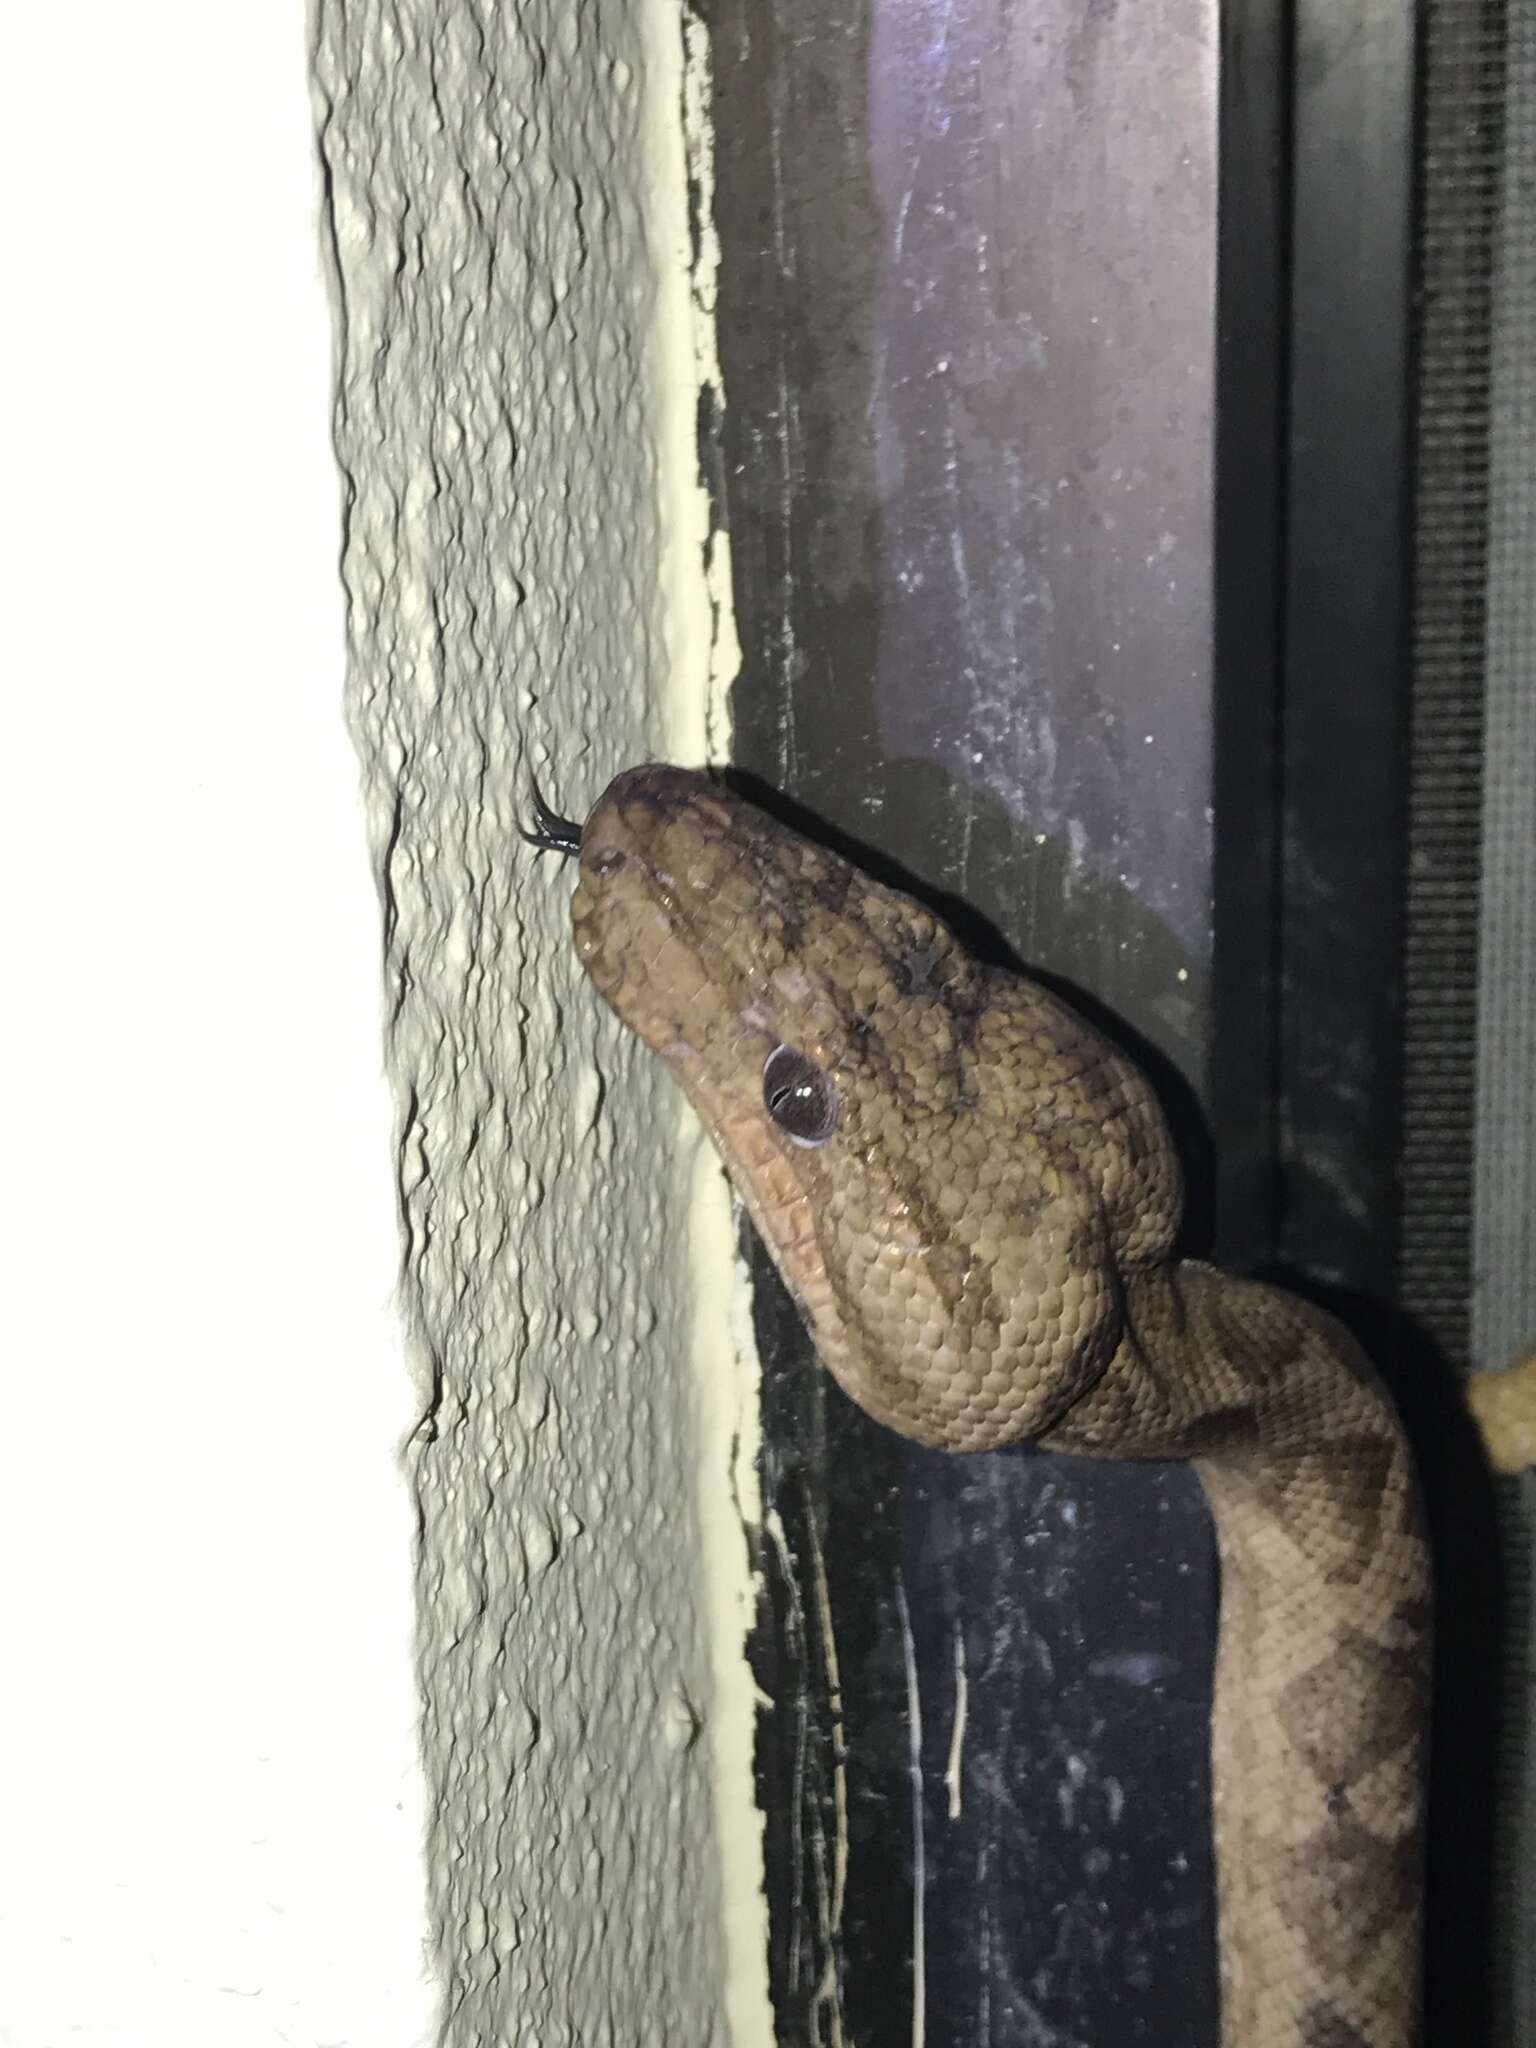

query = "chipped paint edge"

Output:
[[646, 6, 770, 2044], [658, 2, 740, 774]]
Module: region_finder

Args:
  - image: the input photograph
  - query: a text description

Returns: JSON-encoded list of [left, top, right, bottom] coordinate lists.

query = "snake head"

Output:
[[563, 764, 1180, 1453]]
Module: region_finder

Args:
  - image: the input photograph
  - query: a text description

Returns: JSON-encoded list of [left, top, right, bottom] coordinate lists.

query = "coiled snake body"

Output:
[[538, 763, 1432, 2048]]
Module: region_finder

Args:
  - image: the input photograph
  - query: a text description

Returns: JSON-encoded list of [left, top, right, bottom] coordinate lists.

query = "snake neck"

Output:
[[1045, 1261, 1404, 1472], [1046, 1261, 1432, 2048]]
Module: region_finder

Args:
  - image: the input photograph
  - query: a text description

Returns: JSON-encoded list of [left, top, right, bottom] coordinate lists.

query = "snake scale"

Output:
[[526, 760, 1530, 2048]]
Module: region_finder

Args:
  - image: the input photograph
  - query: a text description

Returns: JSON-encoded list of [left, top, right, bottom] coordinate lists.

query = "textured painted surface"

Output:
[[314, 7, 763, 2042]]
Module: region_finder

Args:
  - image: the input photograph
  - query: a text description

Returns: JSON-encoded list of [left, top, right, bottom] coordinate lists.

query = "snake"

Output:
[[525, 759, 1536, 2048]]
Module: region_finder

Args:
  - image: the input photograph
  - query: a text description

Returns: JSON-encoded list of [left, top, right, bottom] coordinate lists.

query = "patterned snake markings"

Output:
[[525, 762, 1536, 2048]]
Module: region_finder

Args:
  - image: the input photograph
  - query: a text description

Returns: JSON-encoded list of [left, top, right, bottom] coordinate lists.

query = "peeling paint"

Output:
[[944, 1618, 969, 1822], [895, 1571, 928, 2048]]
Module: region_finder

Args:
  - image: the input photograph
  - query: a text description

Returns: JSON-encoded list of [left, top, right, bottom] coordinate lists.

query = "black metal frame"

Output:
[[1211, 0, 1290, 1273], [1213, 0, 1421, 1304], [1275, 0, 1419, 1306]]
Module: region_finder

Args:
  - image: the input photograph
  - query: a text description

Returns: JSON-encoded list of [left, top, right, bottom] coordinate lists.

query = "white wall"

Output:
[[1, 9, 433, 2045]]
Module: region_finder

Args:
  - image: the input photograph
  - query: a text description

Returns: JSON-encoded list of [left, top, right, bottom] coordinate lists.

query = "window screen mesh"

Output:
[[1406, 1, 1535, 2035]]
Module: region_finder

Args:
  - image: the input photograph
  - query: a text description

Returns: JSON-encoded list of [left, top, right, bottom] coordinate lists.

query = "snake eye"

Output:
[[762, 1044, 839, 1147]]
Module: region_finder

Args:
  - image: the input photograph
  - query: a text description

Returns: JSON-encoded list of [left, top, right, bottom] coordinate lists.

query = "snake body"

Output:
[[554, 763, 1431, 2048]]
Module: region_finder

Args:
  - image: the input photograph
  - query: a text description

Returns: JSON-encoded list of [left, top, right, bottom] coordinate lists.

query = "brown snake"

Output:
[[529, 761, 1536, 2048]]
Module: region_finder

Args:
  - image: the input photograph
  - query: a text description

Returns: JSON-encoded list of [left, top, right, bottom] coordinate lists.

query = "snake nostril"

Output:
[[588, 846, 627, 878]]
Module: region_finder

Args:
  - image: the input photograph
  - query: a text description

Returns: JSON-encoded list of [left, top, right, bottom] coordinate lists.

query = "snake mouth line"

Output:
[[570, 775, 789, 1042]]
